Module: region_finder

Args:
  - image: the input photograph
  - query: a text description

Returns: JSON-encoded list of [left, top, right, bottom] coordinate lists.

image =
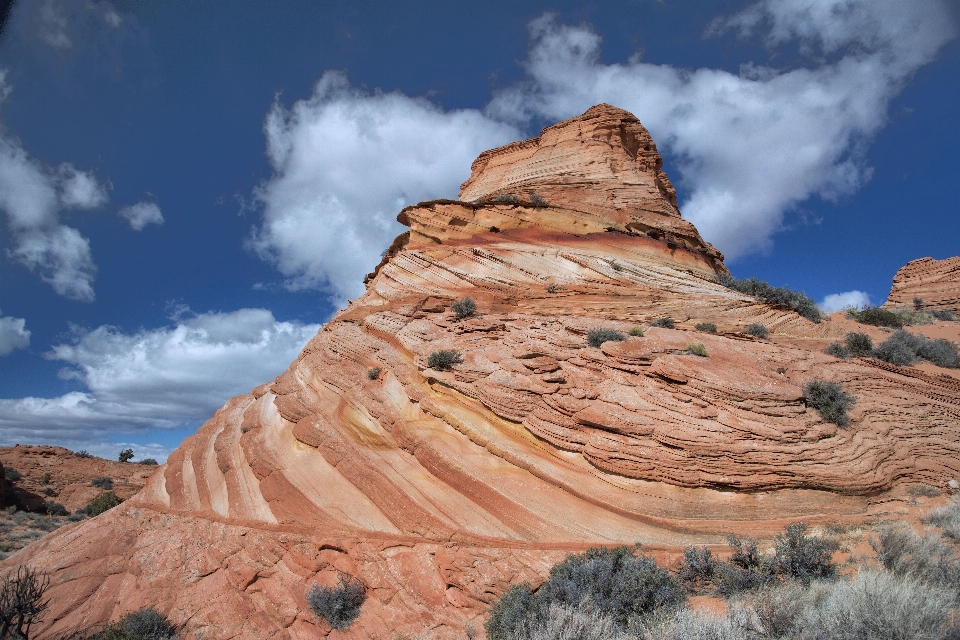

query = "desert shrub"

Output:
[[40, 473, 50, 485], [41, 487, 54, 496], [803, 380, 855, 427], [907, 484, 941, 498], [718, 275, 822, 322], [679, 546, 715, 587], [712, 534, 772, 596], [611, 261, 624, 272], [90, 608, 178, 640], [586, 328, 626, 348], [842, 332, 872, 357], [530, 193, 547, 207], [139, 459, 159, 466], [546, 284, 565, 293], [745, 323, 769, 339], [924, 497, 960, 541], [43, 502, 67, 516], [687, 343, 708, 357], [307, 575, 366, 630], [492, 194, 520, 203], [639, 606, 745, 640], [824, 342, 849, 359], [914, 297, 925, 310], [917, 337, 960, 368], [451, 296, 477, 319], [749, 580, 810, 638], [91, 476, 113, 490], [87, 491, 121, 517], [0, 565, 49, 639], [773, 522, 838, 584], [366, 367, 381, 380], [932, 310, 956, 321], [427, 350, 463, 371], [650, 318, 675, 329], [695, 322, 717, 333], [486, 584, 536, 640], [487, 546, 683, 637], [874, 329, 921, 365], [871, 524, 960, 588], [874, 329, 960, 368], [118, 449, 134, 463], [795, 570, 954, 640], [3, 468, 20, 482], [847, 306, 905, 328], [511, 602, 629, 640], [74, 450, 93, 458], [628, 326, 645, 337], [535, 546, 684, 628]]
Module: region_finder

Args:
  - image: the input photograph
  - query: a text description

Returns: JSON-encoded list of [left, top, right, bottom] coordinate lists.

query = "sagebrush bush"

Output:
[[846, 306, 905, 328], [924, 497, 960, 541], [718, 275, 821, 322], [74, 450, 93, 458], [914, 297, 925, 310], [3, 467, 20, 482], [746, 323, 769, 339], [307, 575, 366, 629], [486, 546, 683, 638], [803, 380, 855, 426], [932, 309, 956, 321], [874, 330, 960, 368], [845, 332, 873, 357], [628, 326, 645, 337], [90, 607, 178, 639], [451, 297, 477, 319], [492, 194, 520, 203], [695, 322, 717, 333], [773, 522, 839, 584], [139, 459, 158, 466], [43, 501, 67, 516], [427, 350, 463, 371], [88, 491, 121, 517], [587, 328, 626, 348], [824, 342, 849, 359], [650, 318, 674, 329], [366, 367, 381, 380], [870, 524, 960, 588], [91, 476, 113, 490], [686, 343, 708, 357], [530, 193, 547, 207], [679, 546, 714, 587]]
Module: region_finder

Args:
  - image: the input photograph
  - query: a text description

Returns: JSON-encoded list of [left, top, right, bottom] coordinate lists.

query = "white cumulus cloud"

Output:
[[820, 290, 871, 312], [0, 308, 320, 445], [0, 311, 30, 355], [0, 71, 108, 301], [119, 201, 164, 231], [250, 70, 521, 304], [485, 1, 956, 260]]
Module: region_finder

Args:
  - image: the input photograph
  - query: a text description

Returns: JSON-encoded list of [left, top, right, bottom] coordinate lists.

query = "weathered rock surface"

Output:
[[885, 256, 960, 313], [8, 105, 960, 639], [0, 446, 153, 512]]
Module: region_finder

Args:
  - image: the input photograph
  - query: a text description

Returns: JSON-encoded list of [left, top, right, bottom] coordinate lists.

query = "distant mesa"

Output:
[[8, 106, 960, 640]]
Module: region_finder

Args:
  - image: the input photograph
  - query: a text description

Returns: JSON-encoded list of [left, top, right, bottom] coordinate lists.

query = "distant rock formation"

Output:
[[885, 256, 960, 313], [9, 106, 960, 640]]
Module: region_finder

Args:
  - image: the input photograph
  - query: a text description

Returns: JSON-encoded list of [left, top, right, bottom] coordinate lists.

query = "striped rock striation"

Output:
[[10, 105, 960, 639], [885, 256, 960, 313]]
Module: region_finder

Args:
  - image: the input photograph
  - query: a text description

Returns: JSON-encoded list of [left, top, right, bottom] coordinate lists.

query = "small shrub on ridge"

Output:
[[91, 476, 113, 490], [74, 450, 93, 458], [718, 274, 821, 322], [803, 380, 855, 426], [139, 458, 159, 466], [745, 323, 769, 339], [87, 491, 121, 517], [587, 328, 626, 348], [307, 575, 366, 630], [686, 343, 708, 357], [3, 467, 20, 482], [451, 296, 477, 319], [650, 317, 674, 329], [628, 326, 645, 337], [844, 332, 873, 357], [427, 350, 463, 371], [824, 342, 849, 359], [773, 522, 839, 584], [366, 367, 381, 380], [847, 306, 905, 328], [695, 322, 717, 333]]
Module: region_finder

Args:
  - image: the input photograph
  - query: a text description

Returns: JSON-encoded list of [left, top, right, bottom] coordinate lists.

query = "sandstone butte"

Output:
[[885, 256, 960, 313], [7, 104, 960, 639]]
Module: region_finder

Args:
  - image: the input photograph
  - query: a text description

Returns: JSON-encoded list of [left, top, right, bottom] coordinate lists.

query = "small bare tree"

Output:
[[0, 566, 49, 639]]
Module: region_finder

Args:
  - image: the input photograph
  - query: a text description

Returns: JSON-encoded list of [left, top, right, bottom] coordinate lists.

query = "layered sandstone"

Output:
[[8, 105, 960, 640], [885, 256, 960, 313]]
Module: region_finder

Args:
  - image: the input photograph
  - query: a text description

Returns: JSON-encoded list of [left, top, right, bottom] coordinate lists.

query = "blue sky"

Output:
[[0, 0, 957, 461]]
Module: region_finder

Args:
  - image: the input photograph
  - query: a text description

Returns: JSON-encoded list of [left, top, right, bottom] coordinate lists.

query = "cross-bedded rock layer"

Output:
[[885, 256, 960, 313], [10, 105, 960, 639]]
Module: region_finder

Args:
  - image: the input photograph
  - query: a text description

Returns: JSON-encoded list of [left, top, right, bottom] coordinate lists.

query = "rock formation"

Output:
[[8, 105, 960, 639], [885, 256, 960, 313], [0, 446, 154, 513]]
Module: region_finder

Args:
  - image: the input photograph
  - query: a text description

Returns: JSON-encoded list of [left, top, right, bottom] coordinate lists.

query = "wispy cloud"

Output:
[[119, 201, 164, 231], [0, 308, 320, 448], [820, 290, 871, 312], [0, 311, 30, 355]]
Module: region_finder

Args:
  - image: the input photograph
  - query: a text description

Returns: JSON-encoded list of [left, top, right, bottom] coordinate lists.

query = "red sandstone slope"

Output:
[[8, 105, 960, 640], [885, 257, 960, 313]]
